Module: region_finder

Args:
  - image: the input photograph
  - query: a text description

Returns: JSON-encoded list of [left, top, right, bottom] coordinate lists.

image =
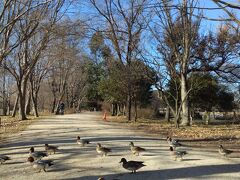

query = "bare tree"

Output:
[[149, 0, 201, 126], [43, 20, 84, 114], [89, 0, 149, 121], [29, 55, 52, 117], [149, 0, 240, 126], [0, 0, 54, 63], [212, 0, 240, 25], [3, 0, 65, 120]]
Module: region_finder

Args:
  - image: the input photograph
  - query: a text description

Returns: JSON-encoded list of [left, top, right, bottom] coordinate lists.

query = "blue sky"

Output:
[[70, 0, 240, 31]]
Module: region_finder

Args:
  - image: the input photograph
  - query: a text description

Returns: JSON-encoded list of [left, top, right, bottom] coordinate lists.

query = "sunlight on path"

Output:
[[0, 112, 240, 180]]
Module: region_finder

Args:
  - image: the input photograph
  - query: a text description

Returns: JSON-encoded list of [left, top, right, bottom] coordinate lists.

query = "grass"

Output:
[[106, 115, 240, 147], [0, 113, 52, 144]]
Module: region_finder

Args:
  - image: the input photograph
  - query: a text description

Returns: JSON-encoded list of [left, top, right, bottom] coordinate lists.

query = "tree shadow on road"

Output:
[[61, 163, 240, 180]]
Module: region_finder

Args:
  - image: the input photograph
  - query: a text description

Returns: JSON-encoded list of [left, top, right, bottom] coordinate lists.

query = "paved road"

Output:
[[0, 112, 240, 180]]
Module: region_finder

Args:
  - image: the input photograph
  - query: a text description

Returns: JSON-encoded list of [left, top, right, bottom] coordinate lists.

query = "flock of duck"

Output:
[[0, 135, 236, 176]]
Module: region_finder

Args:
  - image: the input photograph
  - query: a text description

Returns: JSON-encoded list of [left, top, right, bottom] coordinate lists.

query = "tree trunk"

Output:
[[2, 65, 7, 116], [32, 95, 39, 117], [134, 100, 137, 122], [165, 106, 170, 122], [51, 97, 56, 113], [204, 110, 210, 125], [19, 92, 27, 120], [18, 78, 28, 120], [55, 100, 60, 115], [12, 94, 19, 117], [31, 89, 39, 117], [180, 73, 190, 126], [113, 103, 117, 116], [175, 114, 180, 128], [7, 99, 10, 115], [111, 103, 114, 116], [117, 104, 121, 116], [127, 94, 132, 121], [25, 92, 31, 115], [123, 104, 126, 116], [76, 98, 82, 113]]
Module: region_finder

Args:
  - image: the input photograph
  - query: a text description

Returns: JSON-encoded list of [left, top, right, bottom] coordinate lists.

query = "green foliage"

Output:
[[134, 78, 153, 107], [98, 60, 156, 107], [189, 74, 219, 111], [217, 89, 234, 112], [85, 60, 105, 104], [166, 73, 235, 112], [189, 73, 234, 112], [89, 31, 105, 56], [84, 31, 114, 109], [98, 61, 126, 103]]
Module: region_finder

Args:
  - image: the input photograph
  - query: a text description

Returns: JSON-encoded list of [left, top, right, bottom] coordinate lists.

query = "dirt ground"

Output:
[[0, 112, 240, 180]]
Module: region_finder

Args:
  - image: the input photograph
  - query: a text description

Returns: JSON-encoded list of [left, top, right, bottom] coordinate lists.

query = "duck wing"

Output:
[[136, 146, 146, 151], [47, 145, 58, 150], [103, 147, 111, 152], [176, 150, 187, 156], [224, 149, 234, 154], [128, 160, 144, 164], [82, 139, 90, 144], [38, 160, 54, 166], [37, 151, 48, 157], [0, 155, 10, 160], [124, 161, 145, 170]]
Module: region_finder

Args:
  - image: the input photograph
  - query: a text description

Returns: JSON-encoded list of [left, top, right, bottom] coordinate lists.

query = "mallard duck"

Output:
[[129, 142, 146, 156], [219, 145, 234, 157], [119, 158, 145, 173], [169, 146, 187, 161], [167, 137, 182, 149], [76, 136, 90, 146], [27, 156, 54, 172], [96, 143, 111, 156], [98, 178, 105, 180], [44, 144, 58, 155], [29, 147, 48, 160], [0, 155, 11, 164]]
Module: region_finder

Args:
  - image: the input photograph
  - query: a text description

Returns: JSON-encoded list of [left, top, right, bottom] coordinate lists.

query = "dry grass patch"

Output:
[[107, 115, 240, 147], [0, 113, 52, 144]]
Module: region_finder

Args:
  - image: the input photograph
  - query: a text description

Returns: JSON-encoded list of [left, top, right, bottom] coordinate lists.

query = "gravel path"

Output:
[[0, 112, 240, 180]]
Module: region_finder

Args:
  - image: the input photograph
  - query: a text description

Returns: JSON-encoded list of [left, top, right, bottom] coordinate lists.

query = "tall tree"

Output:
[[3, 0, 65, 120], [150, 0, 201, 126], [47, 20, 84, 114], [150, 0, 240, 126], [89, 0, 148, 121]]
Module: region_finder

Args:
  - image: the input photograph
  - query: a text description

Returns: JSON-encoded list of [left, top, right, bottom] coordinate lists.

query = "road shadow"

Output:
[[61, 163, 240, 180]]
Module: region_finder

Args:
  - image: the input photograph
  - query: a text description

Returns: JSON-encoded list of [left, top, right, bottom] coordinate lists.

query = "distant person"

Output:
[[59, 102, 65, 115]]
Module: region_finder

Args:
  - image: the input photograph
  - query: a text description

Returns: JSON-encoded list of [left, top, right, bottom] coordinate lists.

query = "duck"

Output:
[[169, 146, 187, 161], [44, 144, 58, 155], [219, 145, 234, 157], [27, 156, 54, 172], [29, 147, 48, 160], [119, 158, 145, 173], [167, 137, 182, 149], [96, 143, 111, 156], [98, 178, 105, 180], [76, 136, 90, 146], [0, 155, 11, 164], [129, 142, 146, 156]]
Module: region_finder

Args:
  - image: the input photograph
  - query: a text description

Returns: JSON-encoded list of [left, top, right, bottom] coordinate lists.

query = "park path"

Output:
[[0, 112, 240, 180]]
